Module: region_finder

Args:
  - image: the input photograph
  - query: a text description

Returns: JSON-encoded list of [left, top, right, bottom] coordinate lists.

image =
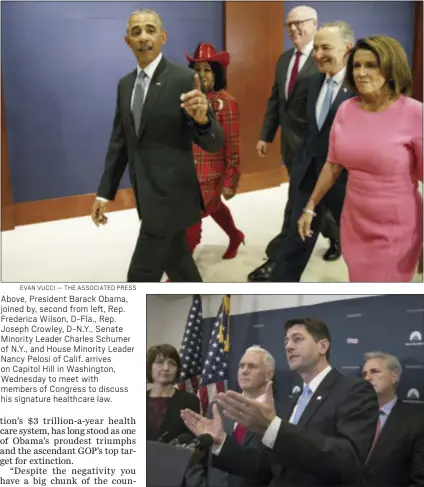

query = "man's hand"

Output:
[[181, 404, 226, 445], [256, 140, 268, 158], [222, 187, 236, 201], [91, 199, 108, 227], [298, 211, 314, 241], [181, 74, 209, 125], [217, 381, 276, 435]]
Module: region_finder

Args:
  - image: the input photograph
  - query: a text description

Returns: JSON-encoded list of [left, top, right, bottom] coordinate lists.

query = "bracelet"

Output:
[[303, 208, 316, 217]]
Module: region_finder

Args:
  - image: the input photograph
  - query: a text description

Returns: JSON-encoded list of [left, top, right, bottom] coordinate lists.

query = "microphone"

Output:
[[169, 433, 197, 447], [157, 431, 170, 443], [197, 434, 213, 449]]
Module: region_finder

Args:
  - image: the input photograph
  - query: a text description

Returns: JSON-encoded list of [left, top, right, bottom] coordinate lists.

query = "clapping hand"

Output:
[[217, 381, 276, 435], [180, 404, 226, 445]]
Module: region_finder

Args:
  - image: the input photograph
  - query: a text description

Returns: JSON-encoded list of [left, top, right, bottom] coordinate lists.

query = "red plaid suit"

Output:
[[194, 90, 241, 215]]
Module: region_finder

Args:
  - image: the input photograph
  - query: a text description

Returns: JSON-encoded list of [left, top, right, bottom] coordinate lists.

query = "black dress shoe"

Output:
[[248, 259, 275, 282], [323, 241, 341, 261]]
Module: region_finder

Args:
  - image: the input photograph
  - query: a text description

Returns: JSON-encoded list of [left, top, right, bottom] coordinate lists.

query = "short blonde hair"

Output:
[[345, 35, 412, 97]]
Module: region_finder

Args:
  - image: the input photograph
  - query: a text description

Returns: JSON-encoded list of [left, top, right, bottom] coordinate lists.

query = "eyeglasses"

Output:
[[284, 18, 315, 29]]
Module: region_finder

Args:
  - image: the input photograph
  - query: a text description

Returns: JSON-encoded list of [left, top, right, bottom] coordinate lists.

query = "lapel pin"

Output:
[[317, 396, 322, 400], [156, 82, 161, 86], [343, 88, 347, 92]]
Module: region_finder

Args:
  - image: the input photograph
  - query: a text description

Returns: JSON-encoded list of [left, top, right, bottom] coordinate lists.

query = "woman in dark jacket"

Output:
[[147, 344, 200, 443]]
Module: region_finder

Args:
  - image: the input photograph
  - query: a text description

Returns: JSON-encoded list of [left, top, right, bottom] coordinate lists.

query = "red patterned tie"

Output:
[[233, 423, 248, 444], [288, 51, 302, 95]]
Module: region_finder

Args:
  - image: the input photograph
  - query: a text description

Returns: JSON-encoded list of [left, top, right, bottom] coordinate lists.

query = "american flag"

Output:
[[198, 295, 231, 414], [177, 295, 203, 395]]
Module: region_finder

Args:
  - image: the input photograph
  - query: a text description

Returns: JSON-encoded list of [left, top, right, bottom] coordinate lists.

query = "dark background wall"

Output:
[[285, 1, 414, 63], [201, 295, 424, 404], [2, 1, 415, 205], [1, 1, 223, 203]]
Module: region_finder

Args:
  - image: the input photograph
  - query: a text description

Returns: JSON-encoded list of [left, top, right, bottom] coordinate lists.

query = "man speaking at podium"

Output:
[[181, 318, 379, 486]]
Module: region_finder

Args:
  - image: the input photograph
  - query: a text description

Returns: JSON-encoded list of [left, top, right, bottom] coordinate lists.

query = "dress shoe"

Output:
[[323, 240, 341, 261], [247, 259, 275, 282], [222, 230, 245, 259]]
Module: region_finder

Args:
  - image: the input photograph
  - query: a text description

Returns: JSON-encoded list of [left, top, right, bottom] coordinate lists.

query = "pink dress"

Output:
[[327, 95, 423, 282]]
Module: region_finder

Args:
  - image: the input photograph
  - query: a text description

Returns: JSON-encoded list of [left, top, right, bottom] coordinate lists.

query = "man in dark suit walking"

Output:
[[249, 6, 341, 282], [181, 317, 379, 487], [91, 9, 224, 282], [362, 351, 424, 487], [270, 21, 355, 282]]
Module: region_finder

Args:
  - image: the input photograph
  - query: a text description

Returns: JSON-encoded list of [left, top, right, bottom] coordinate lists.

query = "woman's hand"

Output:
[[298, 211, 314, 241], [418, 247, 423, 274], [222, 187, 236, 200]]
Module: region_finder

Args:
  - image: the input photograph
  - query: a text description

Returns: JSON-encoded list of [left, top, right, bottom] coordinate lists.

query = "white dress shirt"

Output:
[[131, 52, 163, 107], [97, 53, 163, 202], [285, 40, 314, 98], [315, 66, 346, 126], [262, 365, 333, 449]]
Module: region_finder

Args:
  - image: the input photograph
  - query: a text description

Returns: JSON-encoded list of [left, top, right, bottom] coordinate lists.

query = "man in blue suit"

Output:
[[269, 21, 355, 282]]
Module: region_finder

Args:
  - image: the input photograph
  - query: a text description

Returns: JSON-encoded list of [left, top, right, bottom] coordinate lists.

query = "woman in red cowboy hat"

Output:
[[185, 42, 244, 259]]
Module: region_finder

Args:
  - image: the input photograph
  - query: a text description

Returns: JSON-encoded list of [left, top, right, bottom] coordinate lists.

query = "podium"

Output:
[[147, 440, 195, 487]]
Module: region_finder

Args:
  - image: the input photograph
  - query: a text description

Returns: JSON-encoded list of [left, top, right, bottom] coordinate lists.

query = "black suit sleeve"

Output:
[[212, 435, 273, 485], [409, 413, 424, 487], [185, 392, 201, 414], [259, 56, 282, 143], [271, 379, 378, 482], [97, 81, 128, 200]]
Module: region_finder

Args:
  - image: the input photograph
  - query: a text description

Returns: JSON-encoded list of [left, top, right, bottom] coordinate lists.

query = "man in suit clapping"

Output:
[[182, 317, 379, 487], [184, 346, 276, 487]]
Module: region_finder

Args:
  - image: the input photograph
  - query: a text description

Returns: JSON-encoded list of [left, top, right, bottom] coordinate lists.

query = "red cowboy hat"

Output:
[[185, 42, 230, 68]]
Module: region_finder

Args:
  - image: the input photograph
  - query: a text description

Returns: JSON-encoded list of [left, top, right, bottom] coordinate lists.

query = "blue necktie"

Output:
[[317, 78, 334, 129], [132, 70, 147, 135], [290, 385, 312, 425]]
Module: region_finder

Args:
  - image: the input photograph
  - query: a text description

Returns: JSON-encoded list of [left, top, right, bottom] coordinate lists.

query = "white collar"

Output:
[[137, 52, 163, 79], [242, 391, 267, 403], [304, 365, 332, 394], [297, 40, 314, 57], [325, 66, 346, 86]]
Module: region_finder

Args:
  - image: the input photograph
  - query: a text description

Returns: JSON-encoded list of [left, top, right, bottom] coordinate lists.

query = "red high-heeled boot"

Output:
[[210, 204, 245, 259]]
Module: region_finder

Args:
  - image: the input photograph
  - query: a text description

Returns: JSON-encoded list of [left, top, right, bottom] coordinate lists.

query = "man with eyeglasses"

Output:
[[248, 5, 342, 282]]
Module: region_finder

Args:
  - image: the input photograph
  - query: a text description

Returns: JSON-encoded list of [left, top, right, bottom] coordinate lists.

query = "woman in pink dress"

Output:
[[298, 35, 423, 282]]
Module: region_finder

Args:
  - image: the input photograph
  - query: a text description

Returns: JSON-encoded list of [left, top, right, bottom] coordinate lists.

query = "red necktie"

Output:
[[288, 51, 302, 96], [366, 410, 384, 463], [233, 423, 248, 444]]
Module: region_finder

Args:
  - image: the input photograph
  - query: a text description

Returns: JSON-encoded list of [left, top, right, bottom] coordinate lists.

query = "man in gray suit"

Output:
[[249, 5, 341, 282], [184, 346, 276, 487], [91, 9, 224, 282]]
